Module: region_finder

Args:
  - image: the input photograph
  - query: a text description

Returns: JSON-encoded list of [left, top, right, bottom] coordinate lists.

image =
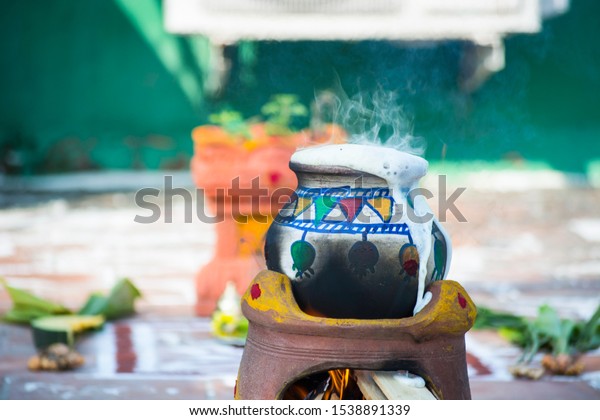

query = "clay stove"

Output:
[[235, 270, 476, 400]]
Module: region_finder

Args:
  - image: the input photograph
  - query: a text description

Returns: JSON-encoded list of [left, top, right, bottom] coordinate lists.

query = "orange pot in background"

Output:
[[190, 125, 317, 316], [190, 124, 345, 316]]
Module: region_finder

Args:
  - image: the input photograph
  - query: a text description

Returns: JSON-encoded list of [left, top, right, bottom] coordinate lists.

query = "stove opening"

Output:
[[282, 369, 363, 400]]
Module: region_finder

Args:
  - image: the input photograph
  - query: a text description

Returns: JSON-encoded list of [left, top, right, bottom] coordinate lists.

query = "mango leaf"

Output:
[[78, 278, 142, 320], [1, 278, 71, 323]]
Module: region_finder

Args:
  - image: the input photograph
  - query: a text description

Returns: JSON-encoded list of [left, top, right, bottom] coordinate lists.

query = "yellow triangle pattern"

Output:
[[367, 197, 393, 222], [293, 197, 313, 217]]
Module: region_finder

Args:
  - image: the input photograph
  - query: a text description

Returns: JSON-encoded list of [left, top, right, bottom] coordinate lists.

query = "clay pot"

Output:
[[265, 163, 450, 319]]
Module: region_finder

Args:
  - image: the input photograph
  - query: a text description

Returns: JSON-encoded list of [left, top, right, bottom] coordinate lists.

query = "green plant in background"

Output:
[[261, 94, 308, 136], [199, 94, 311, 144], [475, 303, 600, 377], [208, 110, 251, 138]]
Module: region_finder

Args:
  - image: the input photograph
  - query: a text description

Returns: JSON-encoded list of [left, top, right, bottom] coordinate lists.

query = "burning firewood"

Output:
[[291, 369, 437, 400]]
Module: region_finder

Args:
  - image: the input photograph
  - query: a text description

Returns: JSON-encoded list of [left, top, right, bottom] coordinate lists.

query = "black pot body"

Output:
[[265, 166, 448, 319]]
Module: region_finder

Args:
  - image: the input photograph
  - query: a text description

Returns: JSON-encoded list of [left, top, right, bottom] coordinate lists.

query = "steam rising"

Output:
[[313, 90, 426, 156]]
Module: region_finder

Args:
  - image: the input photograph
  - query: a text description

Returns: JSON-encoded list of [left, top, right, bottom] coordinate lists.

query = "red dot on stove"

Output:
[[250, 283, 261, 300], [457, 292, 467, 309]]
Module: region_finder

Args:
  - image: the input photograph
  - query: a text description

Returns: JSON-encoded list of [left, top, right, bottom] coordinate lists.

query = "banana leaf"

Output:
[[1, 278, 71, 323], [2, 277, 142, 324], [78, 278, 142, 320]]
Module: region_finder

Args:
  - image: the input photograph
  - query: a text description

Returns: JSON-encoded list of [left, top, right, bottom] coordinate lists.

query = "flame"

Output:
[[323, 369, 351, 400], [283, 368, 358, 400]]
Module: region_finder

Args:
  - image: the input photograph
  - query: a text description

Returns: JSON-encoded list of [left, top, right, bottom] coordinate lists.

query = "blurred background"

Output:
[[0, 0, 599, 400], [1, 0, 599, 175]]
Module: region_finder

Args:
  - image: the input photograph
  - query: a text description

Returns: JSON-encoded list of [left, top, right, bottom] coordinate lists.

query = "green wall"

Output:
[[0, 0, 203, 173], [1, 0, 599, 174]]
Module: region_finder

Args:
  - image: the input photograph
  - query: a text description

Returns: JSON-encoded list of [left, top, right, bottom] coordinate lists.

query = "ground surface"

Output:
[[0, 172, 599, 400]]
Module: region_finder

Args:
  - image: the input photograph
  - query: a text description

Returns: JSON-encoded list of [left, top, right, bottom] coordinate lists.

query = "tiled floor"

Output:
[[1, 173, 599, 399]]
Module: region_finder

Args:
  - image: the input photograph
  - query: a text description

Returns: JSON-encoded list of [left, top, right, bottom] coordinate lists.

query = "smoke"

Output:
[[312, 89, 426, 156]]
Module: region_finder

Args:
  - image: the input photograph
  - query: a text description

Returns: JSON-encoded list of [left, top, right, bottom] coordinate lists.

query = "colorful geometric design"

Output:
[[286, 220, 410, 236], [323, 205, 348, 222], [366, 197, 393, 222], [313, 196, 339, 225], [277, 189, 405, 235], [337, 198, 364, 222], [295, 186, 391, 199], [278, 201, 296, 218], [293, 197, 313, 217]]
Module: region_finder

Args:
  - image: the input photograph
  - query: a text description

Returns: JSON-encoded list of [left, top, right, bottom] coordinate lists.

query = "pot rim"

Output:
[[289, 161, 383, 179]]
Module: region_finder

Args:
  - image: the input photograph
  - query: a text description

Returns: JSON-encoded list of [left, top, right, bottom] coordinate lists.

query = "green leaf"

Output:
[[531, 304, 562, 338], [555, 319, 576, 355], [4, 307, 60, 323], [102, 278, 142, 319], [474, 303, 600, 362], [573, 303, 600, 352], [261, 94, 308, 135], [77, 293, 109, 316], [77, 278, 142, 320], [1, 278, 71, 323], [260, 102, 279, 116], [290, 103, 308, 116], [522, 327, 542, 363], [473, 306, 527, 331], [208, 110, 251, 137], [498, 327, 527, 346]]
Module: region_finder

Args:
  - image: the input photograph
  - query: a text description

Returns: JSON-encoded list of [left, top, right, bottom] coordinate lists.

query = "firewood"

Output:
[[355, 370, 387, 400], [356, 370, 436, 400]]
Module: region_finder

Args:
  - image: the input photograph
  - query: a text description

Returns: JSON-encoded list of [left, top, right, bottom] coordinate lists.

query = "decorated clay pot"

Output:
[[264, 145, 451, 319]]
